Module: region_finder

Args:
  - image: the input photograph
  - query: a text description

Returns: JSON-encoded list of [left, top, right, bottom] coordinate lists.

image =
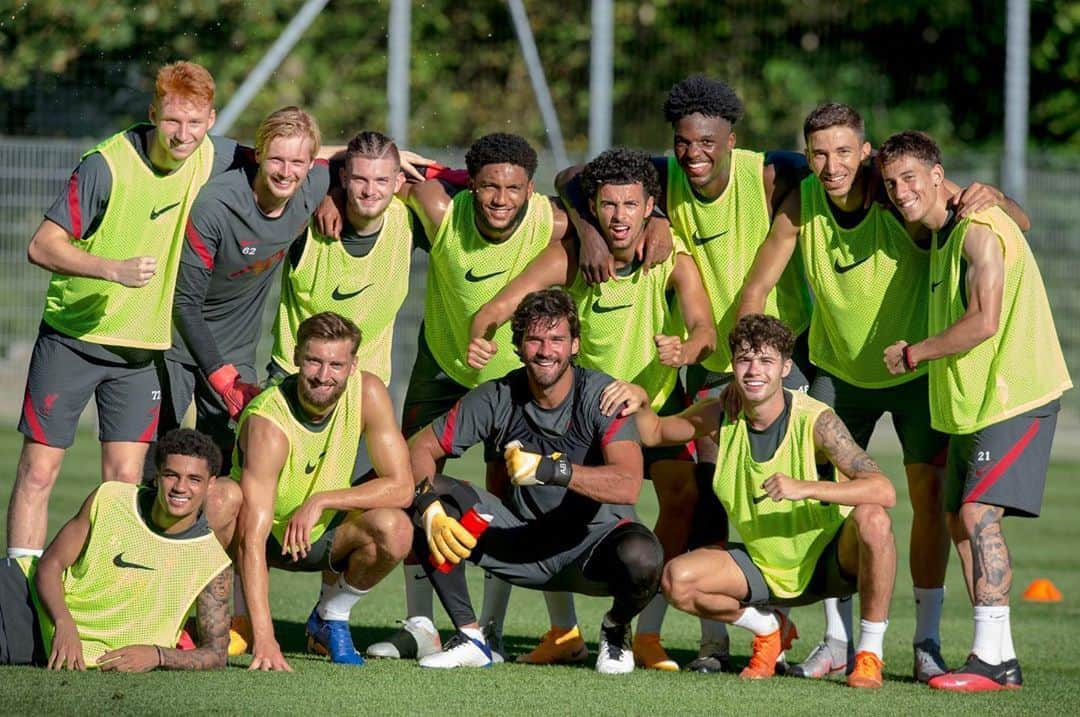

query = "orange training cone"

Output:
[[1022, 578, 1063, 602]]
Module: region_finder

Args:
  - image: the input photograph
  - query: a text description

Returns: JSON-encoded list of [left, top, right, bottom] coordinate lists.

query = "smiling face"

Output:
[[881, 154, 946, 227], [518, 317, 579, 393], [154, 454, 214, 527], [295, 337, 357, 416], [731, 341, 792, 408], [255, 134, 316, 210], [806, 125, 871, 201], [590, 182, 654, 260], [470, 162, 534, 240], [149, 96, 215, 170], [342, 154, 403, 227], [672, 113, 736, 197]]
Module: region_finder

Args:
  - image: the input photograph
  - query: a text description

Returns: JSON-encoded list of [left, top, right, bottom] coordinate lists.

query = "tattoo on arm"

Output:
[[815, 411, 882, 478], [161, 567, 232, 670], [971, 505, 1010, 606]]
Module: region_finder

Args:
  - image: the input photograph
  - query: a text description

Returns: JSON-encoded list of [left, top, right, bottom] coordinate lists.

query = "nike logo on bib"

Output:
[[332, 284, 373, 301], [592, 299, 633, 314], [113, 552, 154, 571], [465, 268, 508, 282], [149, 202, 181, 220], [834, 256, 871, 274], [931, 279, 945, 292], [692, 230, 728, 246], [752, 493, 769, 504], [305, 451, 328, 474]]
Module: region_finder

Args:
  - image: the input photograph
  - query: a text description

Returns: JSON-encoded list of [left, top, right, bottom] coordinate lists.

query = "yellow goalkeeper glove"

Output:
[[422, 501, 476, 566], [503, 440, 573, 487]]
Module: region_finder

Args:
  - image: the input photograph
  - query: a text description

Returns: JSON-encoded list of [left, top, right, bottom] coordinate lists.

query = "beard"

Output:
[[526, 354, 572, 390], [298, 376, 348, 412]]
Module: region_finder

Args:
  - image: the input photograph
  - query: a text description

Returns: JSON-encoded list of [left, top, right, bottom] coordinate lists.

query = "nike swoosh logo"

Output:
[[149, 201, 181, 220], [332, 284, 373, 301], [931, 280, 945, 292], [752, 493, 769, 504], [592, 299, 633, 314], [113, 552, 154, 571], [692, 230, 728, 246], [305, 451, 328, 474], [834, 256, 872, 274], [465, 268, 508, 282]]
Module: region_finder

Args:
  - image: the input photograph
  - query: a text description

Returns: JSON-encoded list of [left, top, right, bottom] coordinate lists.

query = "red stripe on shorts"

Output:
[[965, 418, 1041, 504], [21, 388, 48, 444], [437, 401, 460, 455], [185, 218, 215, 270], [138, 406, 160, 443], [67, 172, 82, 239]]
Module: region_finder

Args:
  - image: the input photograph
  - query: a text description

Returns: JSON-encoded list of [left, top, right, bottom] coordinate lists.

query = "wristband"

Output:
[[537, 454, 573, 487], [902, 345, 917, 372], [156, 645, 164, 668]]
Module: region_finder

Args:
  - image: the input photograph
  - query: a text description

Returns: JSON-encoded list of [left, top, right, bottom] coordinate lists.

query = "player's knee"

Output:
[[615, 529, 663, 592], [852, 504, 892, 547], [14, 451, 63, 495], [363, 508, 414, 561], [661, 559, 697, 611]]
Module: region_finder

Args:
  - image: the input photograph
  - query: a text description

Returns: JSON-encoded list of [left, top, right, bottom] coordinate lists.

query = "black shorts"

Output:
[[945, 400, 1059, 518], [19, 331, 160, 448], [0, 559, 45, 666], [401, 325, 470, 438], [729, 524, 857, 607], [810, 370, 948, 466], [265, 511, 348, 573], [686, 330, 813, 400]]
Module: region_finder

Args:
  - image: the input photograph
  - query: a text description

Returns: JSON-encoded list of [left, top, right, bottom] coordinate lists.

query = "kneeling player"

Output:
[[0, 428, 234, 671], [409, 289, 663, 672], [605, 314, 897, 687], [232, 312, 413, 671]]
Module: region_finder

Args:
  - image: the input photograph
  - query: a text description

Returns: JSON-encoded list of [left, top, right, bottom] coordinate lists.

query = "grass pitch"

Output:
[[2, 430, 1079, 716]]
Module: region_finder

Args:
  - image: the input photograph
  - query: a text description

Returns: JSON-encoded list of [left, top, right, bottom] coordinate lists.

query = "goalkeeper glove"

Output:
[[423, 501, 477, 567], [207, 364, 261, 420], [503, 440, 573, 487]]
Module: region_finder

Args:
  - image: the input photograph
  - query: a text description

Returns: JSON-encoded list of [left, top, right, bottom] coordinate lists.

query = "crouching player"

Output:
[[232, 312, 413, 671], [603, 314, 897, 687], [0, 428, 234, 671]]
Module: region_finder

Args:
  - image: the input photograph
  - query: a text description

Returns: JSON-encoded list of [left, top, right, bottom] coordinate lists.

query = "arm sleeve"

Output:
[[428, 383, 501, 457], [42, 153, 113, 240], [173, 206, 226, 374], [208, 136, 254, 176]]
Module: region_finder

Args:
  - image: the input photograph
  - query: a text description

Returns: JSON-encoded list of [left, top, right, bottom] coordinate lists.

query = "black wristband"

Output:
[[413, 478, 440, 515], [537, 454, 573, 487]]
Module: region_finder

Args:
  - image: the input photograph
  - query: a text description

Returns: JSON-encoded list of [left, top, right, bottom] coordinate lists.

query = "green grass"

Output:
[[3, 430, 1079, 715]]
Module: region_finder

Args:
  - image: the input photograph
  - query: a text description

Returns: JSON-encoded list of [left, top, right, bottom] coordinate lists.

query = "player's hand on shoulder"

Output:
[[249, 640, 293, 672], [761, 472, 808, 502], [639, 216, 674, 273], [503, 440, 573, 487], [467, 337, 498, 370], [599, 380, 648, 417], [97, 645, 158, 673], [654, 334, 687, 367], [111, 255, 157, 288], [47, 622, 85, 671], [398, 149, 437, 182], [314, 188, 345, 239], [950, 181, 1003, 218]]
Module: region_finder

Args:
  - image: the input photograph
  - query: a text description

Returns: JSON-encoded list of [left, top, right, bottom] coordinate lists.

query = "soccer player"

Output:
[[232, 312, 413, 671], [268, 130, 414, 385], [8, 61, 245, 559], [0, 428, 234, 671], [880, 131, 1070, 692], [736, 104, 1030, 681], [605, 313, 897, 688], [165, 106, 331, 465], [409, 289, 662, 672], [470, 147, 715, 670]]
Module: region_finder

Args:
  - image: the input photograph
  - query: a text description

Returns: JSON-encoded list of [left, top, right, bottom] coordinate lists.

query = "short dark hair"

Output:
[[465, 133, 538, 179], [728, 314, 795, 360], [877, 130, 942, 169], [511, 288, 580, 348], [580, 147, 660, 203], [156, 428, 222, 477], [663, 74, 744, 126], [345, 130, 400, 167], [803, 103, 865, 144], [297, 311, 362, 355]]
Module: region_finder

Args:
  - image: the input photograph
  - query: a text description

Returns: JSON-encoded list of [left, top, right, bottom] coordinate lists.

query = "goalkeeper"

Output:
[[407, 289, 662, 674]]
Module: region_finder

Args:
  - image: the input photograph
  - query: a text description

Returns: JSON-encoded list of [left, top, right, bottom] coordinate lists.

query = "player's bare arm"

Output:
[[404, 177, 454, 240], [35, 490, 97, 671], [559, 439, 644, 505], [468, 240, 574, 370], [737, 188, 801, 318], [946, 179, 1031, 231], [99, 566, 232, 672], [601, 382, 724, 447], [235, 416, 293, 672], [27, 219, 156, 288], [779, 409, 897, 508], [409, 424, 450, 486], [884, 224, 1003, 374], [657, 254, 717, 367]]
